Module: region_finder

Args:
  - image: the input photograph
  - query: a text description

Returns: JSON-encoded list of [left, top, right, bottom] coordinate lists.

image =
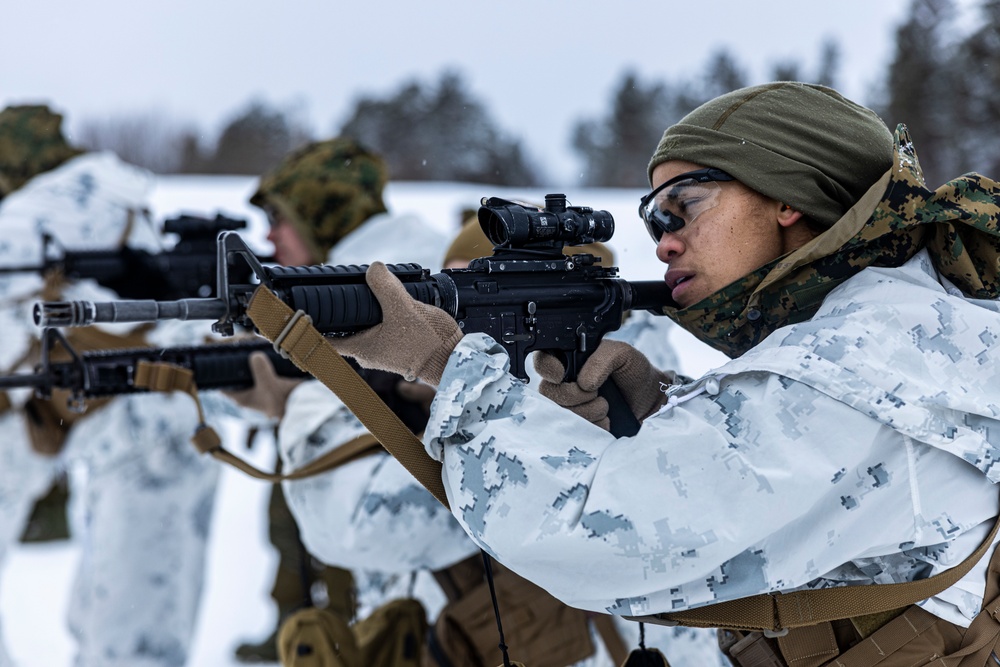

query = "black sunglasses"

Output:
[[638, 168, 734, 242]]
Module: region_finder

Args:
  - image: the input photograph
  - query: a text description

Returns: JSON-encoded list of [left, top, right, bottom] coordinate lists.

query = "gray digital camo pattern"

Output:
[[278, 213, 475, 620], [0, 153, 228, 667], [425, 246, 1000, 629]]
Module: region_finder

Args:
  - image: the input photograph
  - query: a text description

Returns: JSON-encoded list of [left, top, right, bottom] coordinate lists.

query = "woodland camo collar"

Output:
[[664, 125, 1000, 358]]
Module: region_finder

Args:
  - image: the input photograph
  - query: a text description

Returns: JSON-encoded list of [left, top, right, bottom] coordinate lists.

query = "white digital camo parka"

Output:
[[423, 134, 1000, 630]]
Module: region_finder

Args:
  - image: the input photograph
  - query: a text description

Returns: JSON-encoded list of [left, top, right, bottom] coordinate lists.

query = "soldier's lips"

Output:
[[665, 270, 696, 304]]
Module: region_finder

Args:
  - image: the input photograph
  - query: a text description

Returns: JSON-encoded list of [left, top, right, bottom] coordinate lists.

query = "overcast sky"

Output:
[[1, 0, 975, 185]]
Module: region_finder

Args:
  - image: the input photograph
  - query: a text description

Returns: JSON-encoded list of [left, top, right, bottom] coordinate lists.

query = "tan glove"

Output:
[[330, 262, 463, 385], [534, 340, 675, 431], [224, 350, 303, 420]]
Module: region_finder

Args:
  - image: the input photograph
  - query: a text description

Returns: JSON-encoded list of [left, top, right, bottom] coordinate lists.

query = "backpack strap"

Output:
[[630, 501, 1000, 635], [245, 285, 450, 507]]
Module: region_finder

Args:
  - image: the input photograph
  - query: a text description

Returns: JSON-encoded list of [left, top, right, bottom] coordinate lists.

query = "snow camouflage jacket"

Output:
[[422, 127, 1000, 629], [277, 211, 472, 578]]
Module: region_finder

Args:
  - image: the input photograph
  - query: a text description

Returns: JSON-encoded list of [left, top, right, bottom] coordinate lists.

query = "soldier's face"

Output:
[[649, 160, 806, 308], [267, 216, 315, 266]]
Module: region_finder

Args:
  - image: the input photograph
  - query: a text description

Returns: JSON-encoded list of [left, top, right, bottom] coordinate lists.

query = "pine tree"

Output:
[[205, 101, 310, 175], [949, 0, 1000, 178], [338, 71, 540, 186], [879, 0, 957, 187], [571, 71, 674, 187]]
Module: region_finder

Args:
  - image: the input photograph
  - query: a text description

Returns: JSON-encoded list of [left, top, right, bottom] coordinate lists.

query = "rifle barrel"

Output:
[[0, 372, 48, 391], [0, 264, 46, 274], [34, 298, 228, 327]]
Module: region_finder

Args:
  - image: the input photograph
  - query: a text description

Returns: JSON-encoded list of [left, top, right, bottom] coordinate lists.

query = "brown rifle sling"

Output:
[[131, 359, 384, 483], [244, 286, 449, 506]]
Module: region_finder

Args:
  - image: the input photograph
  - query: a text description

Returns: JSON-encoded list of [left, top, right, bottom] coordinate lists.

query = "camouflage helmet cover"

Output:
[[250, 137, 389, 263], [0, 105, 83, 199]]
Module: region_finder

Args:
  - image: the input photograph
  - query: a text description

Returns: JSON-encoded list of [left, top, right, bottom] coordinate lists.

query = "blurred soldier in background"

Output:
[[0, 104, 234, 667], [231, 137, 449, 663]]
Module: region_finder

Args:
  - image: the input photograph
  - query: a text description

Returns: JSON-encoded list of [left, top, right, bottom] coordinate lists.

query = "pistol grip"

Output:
[[598, 379, 640, 438]]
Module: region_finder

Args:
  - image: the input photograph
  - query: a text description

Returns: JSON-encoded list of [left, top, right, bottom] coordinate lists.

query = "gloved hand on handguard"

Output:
[[533, 340, 676, 432], [330, 261, 463, 386]]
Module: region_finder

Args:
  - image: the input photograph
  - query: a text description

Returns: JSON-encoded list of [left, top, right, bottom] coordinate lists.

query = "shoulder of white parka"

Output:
[[326, 211, 448, 272], [0, 152, 157, 371], [277, 212, 477, 573], [675, 250, 1000, 625], [714, 248, 1000, 480]]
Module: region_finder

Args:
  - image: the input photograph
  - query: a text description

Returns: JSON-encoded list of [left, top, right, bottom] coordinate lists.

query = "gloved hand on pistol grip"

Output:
[[225, 350, 303, 420], [533, 340, 674, 431], [329, 261, 463, 386]]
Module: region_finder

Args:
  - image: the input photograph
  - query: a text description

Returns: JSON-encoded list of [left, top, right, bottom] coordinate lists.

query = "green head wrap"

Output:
[[0, 105, 83, 200], [250, 138, 389, 263], [647, 82, 894, 227]]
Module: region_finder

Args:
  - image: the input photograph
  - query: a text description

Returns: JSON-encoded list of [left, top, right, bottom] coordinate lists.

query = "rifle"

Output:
[[0, 213, 271, 300], [0, 327, 306, 409], [35, 194, 673, 436]]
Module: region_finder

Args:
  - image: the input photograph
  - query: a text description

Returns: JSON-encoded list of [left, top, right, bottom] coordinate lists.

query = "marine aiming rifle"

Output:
[[1, 213, 271, 300], [35, 195, 673, 436]]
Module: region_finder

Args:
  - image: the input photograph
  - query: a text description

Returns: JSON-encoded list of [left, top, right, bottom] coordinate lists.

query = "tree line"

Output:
[[74, 0, 1000, 188]]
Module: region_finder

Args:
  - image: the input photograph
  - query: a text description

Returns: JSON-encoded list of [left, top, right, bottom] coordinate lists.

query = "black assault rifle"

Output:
[[1, 213, 271, 300], [0, 328, 429, 438], [35, 195, 673, 436], [0, 328, 305, 408]]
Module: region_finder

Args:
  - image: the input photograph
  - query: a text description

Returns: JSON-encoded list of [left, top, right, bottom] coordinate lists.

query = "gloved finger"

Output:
[[365, 261, 412, 319], [538, 379, 598, 408], [576, 340, 639, 392], [247, 350, 278, 386], [574, 396, 610, 426], [533, 352, 567, 384]]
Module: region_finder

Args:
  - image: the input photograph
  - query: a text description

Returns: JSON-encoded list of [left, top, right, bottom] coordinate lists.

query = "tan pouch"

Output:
[[20, 325, 152, 456], [278, 606, 359, 667], [826, 605, 965, 667], [430, 564, 593, 667], [354, 598, 427, 667]]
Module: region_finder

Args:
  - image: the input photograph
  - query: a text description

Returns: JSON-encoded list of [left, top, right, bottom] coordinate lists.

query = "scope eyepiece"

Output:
[[478, 195, 614, 249]]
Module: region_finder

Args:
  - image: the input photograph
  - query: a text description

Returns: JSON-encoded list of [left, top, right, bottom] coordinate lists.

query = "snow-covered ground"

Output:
[[0, 176, 729, 667]]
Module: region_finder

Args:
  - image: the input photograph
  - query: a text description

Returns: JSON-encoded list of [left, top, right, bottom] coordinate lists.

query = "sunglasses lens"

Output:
[[642, 208, 684, 242], [639, 177, 725, 243]]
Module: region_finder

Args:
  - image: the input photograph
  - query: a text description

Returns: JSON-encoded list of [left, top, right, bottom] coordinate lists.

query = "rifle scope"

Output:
[[478, 194, 614, 248], [162, 213, 246, 238]]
